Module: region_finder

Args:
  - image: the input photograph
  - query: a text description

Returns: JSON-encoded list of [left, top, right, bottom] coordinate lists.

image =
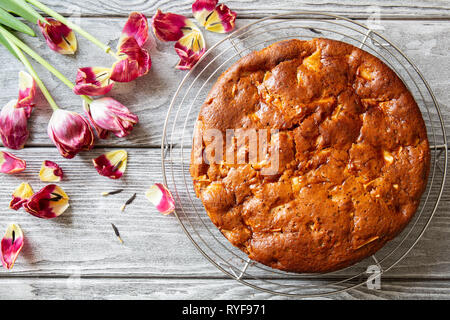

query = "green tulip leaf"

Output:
[[0, 0, 45, 25], [0, 32, 19, 59], [0, 7, 35, 35]]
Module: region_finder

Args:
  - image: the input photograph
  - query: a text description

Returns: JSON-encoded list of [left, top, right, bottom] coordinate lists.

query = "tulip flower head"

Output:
[[79, 12, 151, 86], [73, 67, 114, 96], [47, 109, 95, 159], [0, 72, 36, 149], [0, 151, 26, 174], [111, 37, 151, 83], [38, 18, 77, 55], [112, 12, 151, 82], [17, 71, 37, 108], [0, 100, 30, 150], [84, 98, 138, 139], [192, 0, 237, 33]]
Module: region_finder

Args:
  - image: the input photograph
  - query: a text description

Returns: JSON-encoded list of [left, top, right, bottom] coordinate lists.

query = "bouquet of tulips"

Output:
[[0, 0, 149, 157]]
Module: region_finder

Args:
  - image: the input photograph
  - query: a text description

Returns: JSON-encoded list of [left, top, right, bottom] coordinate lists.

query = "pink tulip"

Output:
[[1, 224, 24, 270], [0, 100, 30, 150], [73, 67, 114, 96], [175, 42, 206, 70], [110, 37, 151, 83], [38, 18, 77, 55], [84, 97, 139, 139], [47, 109, 95, 159], [0, 72, 36, 149]]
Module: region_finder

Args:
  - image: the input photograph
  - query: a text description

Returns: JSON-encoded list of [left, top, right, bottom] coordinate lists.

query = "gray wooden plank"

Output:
[[0, 19, 449, 148], [0, 147, 448, 279], [35, 0, 450, 19], [0, 277, 449, 299]]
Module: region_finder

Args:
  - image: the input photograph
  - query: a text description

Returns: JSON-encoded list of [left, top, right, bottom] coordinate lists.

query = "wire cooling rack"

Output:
[[161, 12, 448, 297]]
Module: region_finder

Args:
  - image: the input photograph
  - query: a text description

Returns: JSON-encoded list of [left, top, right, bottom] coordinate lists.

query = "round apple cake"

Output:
[[190, 38, 430, 273]]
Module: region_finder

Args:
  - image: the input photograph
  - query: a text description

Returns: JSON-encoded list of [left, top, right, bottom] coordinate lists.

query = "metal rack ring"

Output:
[[161, 12, 447, 297]]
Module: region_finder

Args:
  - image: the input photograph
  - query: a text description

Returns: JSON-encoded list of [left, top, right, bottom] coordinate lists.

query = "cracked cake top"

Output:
[[190, 38, 430, 273]]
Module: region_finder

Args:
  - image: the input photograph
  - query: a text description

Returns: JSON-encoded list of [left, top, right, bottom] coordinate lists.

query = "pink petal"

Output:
[[119, 12, 149, 48], [38, 18, 77, 54], [111, 37, 151, 82], [1, 224, 24, 270], [192, 0, 219, 14], [47, 110, 95, 159], [0, 151, 26, 174], [175, 42, 206, 70], [151, 9, 189, 42], [84, 98, 139, 139], [0, 100, 30, 150], [145, 183, 175, 215], [73, 67, 114, 96], [23, 184, 70, 219]]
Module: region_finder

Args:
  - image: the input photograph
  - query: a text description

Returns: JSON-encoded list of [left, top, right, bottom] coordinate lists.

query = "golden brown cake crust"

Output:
[[190, 38, 430, 273]]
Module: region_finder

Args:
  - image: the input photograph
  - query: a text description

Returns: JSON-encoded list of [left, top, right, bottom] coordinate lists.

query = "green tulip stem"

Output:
[[0, 25, 93, 105]]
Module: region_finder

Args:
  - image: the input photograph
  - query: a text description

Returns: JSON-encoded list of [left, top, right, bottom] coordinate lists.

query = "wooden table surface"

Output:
[[0, 0, 449, 300]]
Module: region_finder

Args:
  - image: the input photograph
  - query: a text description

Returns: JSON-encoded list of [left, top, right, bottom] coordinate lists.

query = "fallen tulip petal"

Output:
[[38, 18, 77, 55], [84, 98, 139, 139], [92, 150, 127, 179], [10, 182, 34, 210], [0, 71, 36, 150], [1, 224, 24, 270], [151, 9, 205, 70], [145, 183, 175, 215], [0, 151, 26, 174], [111, 37, 151, 82], [17, 71, 36, 108], [119, 12, 149, 48], [151, 9, 190, 42], [176, 21, 205, 54], [0, 100, 30, 150], [24, 184, 69, 219], [73, 67, 114, 96], [175, 42, 206, 70], [47, 109, 95, 159], [39, 160, 64, 182], [174, 20, 205, 70], [192, 0, 237, 33]]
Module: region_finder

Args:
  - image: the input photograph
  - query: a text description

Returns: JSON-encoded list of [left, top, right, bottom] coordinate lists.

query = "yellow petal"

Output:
[[39, 160, 63, 182], [93, 150, 128, 179], [10, 182, 34, 210]]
